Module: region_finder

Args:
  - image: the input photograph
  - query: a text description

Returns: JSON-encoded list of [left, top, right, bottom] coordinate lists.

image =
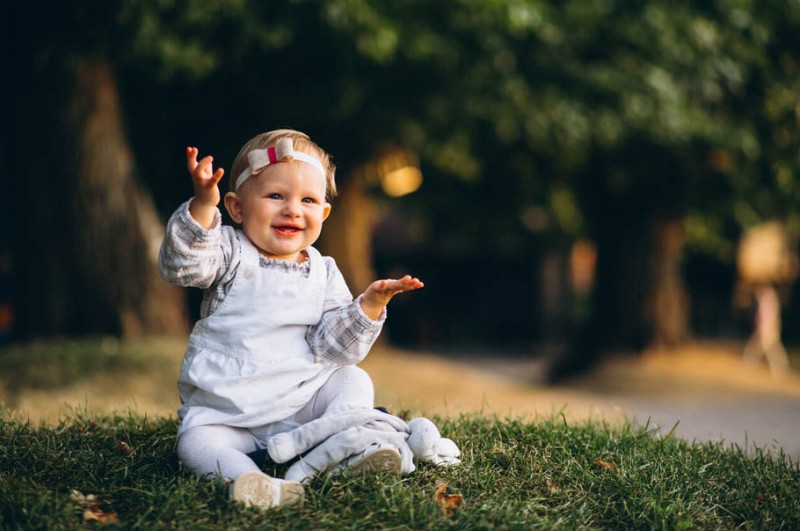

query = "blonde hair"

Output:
[[229, 129, 337, 199]]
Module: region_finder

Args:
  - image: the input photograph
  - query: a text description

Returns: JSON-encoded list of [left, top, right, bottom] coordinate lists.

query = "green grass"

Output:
[[1, 412, 798, 530]]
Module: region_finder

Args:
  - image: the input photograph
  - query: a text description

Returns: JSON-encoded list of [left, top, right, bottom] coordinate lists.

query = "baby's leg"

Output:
[[266, 366, 406, 467], [305, 365, 375, 418], [177, 425, 260, 480]]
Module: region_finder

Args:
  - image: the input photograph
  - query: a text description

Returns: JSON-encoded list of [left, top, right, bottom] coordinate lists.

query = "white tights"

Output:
[[176, 365, 375, 480]]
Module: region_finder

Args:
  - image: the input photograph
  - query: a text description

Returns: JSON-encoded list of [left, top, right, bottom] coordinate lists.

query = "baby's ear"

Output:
[[322, 202, 332, 222], [224, 192, 243, 224]]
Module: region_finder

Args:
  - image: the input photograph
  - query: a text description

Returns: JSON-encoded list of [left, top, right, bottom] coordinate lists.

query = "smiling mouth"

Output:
[[273, 225, 303, 236]]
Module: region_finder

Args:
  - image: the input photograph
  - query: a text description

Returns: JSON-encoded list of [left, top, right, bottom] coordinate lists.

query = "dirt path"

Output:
[[363, 348, 620, 421], [365, 341, 800, 459]]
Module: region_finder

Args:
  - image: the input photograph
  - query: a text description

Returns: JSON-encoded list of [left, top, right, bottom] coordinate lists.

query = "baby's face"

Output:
[[235, 159, 331, 262]]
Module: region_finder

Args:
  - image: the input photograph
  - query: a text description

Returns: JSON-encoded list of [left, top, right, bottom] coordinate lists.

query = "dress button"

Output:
[[243, 268, 254, 280]]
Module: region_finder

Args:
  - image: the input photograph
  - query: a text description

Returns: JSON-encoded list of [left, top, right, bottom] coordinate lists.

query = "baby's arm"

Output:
[[158, 201, 233, 289], [359, 276, 424, 321], [157, 147, 231, 289], [186, 146, 225, 229], [307, 264, 423, 365]]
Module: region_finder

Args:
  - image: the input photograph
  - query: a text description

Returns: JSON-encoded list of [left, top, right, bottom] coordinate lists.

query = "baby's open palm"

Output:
[[360, 275, 424, 320]]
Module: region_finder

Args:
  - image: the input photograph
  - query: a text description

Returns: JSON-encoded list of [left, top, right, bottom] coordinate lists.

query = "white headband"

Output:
[[234, 137, 326, 191]]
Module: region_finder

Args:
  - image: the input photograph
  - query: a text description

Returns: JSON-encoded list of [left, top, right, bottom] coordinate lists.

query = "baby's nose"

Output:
[[283, 199, 302, 216]]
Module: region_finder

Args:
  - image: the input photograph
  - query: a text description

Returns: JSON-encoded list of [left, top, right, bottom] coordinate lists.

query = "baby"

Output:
[[159, 129, 425, 509]]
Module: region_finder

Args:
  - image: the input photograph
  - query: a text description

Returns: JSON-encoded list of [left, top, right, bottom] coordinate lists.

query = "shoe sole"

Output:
[[346, 447, 402, 474], [230, 472, 304, 509]]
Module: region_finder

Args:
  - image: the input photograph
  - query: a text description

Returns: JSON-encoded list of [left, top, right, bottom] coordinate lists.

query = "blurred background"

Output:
[[2, 1, 799, 447]]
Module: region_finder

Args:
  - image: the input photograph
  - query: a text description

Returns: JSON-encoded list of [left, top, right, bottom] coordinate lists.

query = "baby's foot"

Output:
[[230, 471, 304, 509], [344, 445, 402, 474]]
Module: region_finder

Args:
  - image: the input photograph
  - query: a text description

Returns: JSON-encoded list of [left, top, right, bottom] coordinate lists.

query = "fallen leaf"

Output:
[[83, 507, 119, 524], [757, 492, 775, 503], [594, 459, 617, 472], [70, 490, 120, 525], [434, 481, 463, 516], [114, 440, 134, 455], [545, 479, 561, 495]]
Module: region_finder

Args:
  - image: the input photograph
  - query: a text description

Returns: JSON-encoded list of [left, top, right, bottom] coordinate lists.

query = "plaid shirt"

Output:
[[159, 200, 385, 365]]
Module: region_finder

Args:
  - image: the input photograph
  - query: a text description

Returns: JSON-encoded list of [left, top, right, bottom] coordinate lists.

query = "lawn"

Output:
[[1, 338, 799, 529], [1, 411, 798, 529]]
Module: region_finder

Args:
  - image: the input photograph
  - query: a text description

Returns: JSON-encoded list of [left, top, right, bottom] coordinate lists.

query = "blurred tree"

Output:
[[8, 2, 188, 338], [340, 0, 800, 374], [549, 0, 800, 372], [7, 0, 798, 371]]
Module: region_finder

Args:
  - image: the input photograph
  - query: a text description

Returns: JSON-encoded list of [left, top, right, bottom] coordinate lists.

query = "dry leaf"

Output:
[[594, 459, 617, 472], [434, 481, 464, 516], [757, 492, 775, 503], [83, 507, 120, 524], [545, 479, 561, 495], [114, 440, 134, 455], [70, 490, 120, 525]]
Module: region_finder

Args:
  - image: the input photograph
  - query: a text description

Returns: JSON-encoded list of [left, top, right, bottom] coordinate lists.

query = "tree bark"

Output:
[[15, 56, 188, 338]]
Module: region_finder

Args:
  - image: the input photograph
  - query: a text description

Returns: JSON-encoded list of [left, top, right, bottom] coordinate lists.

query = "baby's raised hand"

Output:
[[186, 146, 225, 207], [360, 275, 424, 320]]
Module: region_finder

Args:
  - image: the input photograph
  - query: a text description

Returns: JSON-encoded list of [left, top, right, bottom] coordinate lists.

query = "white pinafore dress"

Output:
[[176, 230, 338, 437]]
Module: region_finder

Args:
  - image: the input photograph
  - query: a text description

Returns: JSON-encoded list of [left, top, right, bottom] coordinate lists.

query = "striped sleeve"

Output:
[[306, 259, 386, 365], [158, 199, 237, 290]]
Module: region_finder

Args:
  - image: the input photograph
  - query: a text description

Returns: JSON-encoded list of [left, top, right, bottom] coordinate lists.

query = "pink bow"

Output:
[[246, 138, 295, 175], [235, 138, 326, 191]]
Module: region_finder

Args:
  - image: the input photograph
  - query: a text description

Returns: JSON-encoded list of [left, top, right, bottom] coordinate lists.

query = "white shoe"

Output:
[[345, 446, 402, 474], [230, 471, 304, 509]]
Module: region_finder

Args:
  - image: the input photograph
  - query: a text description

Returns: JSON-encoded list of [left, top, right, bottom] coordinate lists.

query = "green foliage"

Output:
[[12, 0, 800, 345], [1, 413, 798, 529], [19, 0, 800, 251]]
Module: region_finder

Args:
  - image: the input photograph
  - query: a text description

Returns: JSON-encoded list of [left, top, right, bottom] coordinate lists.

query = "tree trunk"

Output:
[[14, 56, 187, 338], [590, 213, 653, 353], [552, 207, 690, 379], [647, 219, 689, 347], [573, 215, 689, 364], [317, 175, 378, 295], [546, 141, 692, 379]]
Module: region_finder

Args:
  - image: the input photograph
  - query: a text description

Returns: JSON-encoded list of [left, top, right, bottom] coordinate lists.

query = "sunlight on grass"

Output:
[[0, 337, 185, 423]]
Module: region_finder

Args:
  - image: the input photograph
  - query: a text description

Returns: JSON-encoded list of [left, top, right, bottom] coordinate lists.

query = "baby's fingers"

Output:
[[186, 147, 221, 183], [194, 155, 217, 180], [211, 167, 225, 186], [186, 146, 199, 173], [397, 275, 424, 291], [381, 275, 424, 293]]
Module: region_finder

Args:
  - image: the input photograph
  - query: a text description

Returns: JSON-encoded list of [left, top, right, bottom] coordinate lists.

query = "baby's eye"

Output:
[[267, 193, 283, 200], [302, 197, 317, 204]]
